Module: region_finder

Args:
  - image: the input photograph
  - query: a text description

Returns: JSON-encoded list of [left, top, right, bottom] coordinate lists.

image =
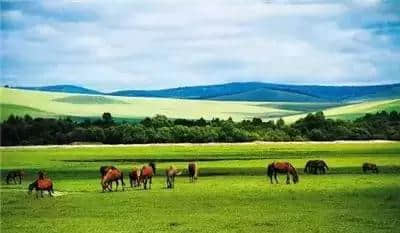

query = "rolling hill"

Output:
[[1, 87, 398, 123], [14, 82, 400, 102], [15, 85, 102, 95], [110, 82, 400, 102]]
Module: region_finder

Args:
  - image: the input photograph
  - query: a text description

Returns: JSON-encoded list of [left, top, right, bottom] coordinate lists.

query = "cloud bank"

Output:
[[1, 0, 400, 91]]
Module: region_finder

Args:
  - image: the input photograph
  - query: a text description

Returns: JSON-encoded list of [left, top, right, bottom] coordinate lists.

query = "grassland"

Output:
[[1, 87, 399, 122], [1, 142, 400, 233]]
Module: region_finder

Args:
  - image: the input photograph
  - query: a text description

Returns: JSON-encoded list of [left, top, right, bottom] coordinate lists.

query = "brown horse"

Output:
[[139, 166, 154, 190], [129, 167, 141, 188], [188, 162, 198, 182], [149, 162, 156, 175], [100, 165, 116, 178], [6, 170, 24, 184], [101, 168, 125, 192], [28, 173, 54, 198], [363, 163, 379, 173], [267, 162, 299, 184], [304, 160, 329, 174], [166, 165, 182, 189]]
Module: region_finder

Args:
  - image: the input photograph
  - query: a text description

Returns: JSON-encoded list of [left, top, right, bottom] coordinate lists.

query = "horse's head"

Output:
[[293, 174, 299, 184]]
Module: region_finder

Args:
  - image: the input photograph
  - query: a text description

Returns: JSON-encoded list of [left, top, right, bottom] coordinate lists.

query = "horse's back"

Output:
[[141, 166, 154, 177], [37, 179, 53, 190]]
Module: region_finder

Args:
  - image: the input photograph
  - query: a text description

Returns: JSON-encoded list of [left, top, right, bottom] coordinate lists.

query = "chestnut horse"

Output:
[[28, 172, 54, 198], [101, 168, 125, 192], [165, 165, 182, 189], [363, 163, 379, 173], [139, 166, 154, 190], [129, 167, 141, 187], [267, 162, 299, 184], [188, 162, 198, 182], [6, 170, 24, 184]]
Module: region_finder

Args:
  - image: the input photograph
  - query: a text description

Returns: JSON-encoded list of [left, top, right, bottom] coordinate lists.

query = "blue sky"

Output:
[[1, 0, 400, 91]]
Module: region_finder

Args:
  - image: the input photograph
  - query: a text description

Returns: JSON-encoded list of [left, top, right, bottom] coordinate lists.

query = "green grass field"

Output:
[[1, 87, 399, 122], [1, 142, 399, 233]]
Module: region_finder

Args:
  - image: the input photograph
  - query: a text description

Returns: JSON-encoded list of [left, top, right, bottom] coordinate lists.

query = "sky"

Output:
[[1, 0, 400, 91]]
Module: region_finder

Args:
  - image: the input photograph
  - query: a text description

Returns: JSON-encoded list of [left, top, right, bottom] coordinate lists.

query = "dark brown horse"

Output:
[[188, 162, 198, 182], [139, 166, 154, 190], [267, 162, 299, 184], [101, 168, 125, 192], [149, 162, 156, 175], [129, 167, 141, 188], [304, 160, 329, 174], [165, 165, 182, 189], [28, 173, 54, 198], [6, 170, 24, 184], [363, 163, 379, 173]]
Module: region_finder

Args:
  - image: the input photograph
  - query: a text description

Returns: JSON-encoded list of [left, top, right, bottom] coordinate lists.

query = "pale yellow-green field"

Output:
[[0, 88, 296, 121], [1, 87, 398, 122], [282, 99, 400, 123]]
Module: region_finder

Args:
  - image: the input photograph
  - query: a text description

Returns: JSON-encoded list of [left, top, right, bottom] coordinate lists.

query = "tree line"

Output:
[[1, 111, 399, 146]]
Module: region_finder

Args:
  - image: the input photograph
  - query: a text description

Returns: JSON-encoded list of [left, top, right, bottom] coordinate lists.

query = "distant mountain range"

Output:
[[12, 82, 400, 102], [16, 85, 101, 95]]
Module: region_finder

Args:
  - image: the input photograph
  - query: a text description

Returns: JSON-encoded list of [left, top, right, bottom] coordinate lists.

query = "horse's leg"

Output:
[[41, 190, 44, 198], [149, 177, 152, 189], [274, 172, 278, 184], [269, 175, 273, 184], [166, 176, 170, 188], [172, 176, 175, 189], [48, 189, 53, 197], [14, 177, 17, 184], [144, 179, 147, 190], [286, 173, 290, 184], [19, 175, 22, 184]]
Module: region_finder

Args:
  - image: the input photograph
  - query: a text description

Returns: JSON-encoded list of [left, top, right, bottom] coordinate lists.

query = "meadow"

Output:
[[2, 87, 399, 122], [1, 142, 400, 233]]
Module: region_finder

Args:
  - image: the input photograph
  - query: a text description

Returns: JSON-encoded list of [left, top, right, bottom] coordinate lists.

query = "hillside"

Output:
[[15, 85, 102, 95], [110, 82, 400, 102], [14, 82, 400, 102], [1, 87, 398, 123]]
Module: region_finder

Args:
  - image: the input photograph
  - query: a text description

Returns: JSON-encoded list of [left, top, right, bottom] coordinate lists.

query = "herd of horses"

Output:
[[4, 161, 379, 198]]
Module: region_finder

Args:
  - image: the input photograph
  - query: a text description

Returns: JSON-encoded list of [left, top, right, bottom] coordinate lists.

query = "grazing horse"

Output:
[[363, 163, 379, 173], [99, 165, 117, 188], [188, 162, 198, 182], [129, 167, 141, 187], [101, 168, 125, 192], [28, 175, 54, 198], [165, 165, 182, 189], [139, 166, 154, 190], [100, 165, 117, 178], [267, 162, 299, 184], [149, 162, 156, 175], [304, 160, 329, 174], [6, 170, 24, 184]]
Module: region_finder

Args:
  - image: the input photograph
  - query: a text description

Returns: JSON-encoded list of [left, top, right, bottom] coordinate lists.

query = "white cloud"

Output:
[[1, 0, 400, 90]]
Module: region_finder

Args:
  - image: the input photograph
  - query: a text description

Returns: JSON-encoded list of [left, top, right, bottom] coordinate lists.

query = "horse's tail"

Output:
[[267, 163, 274, 178]]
